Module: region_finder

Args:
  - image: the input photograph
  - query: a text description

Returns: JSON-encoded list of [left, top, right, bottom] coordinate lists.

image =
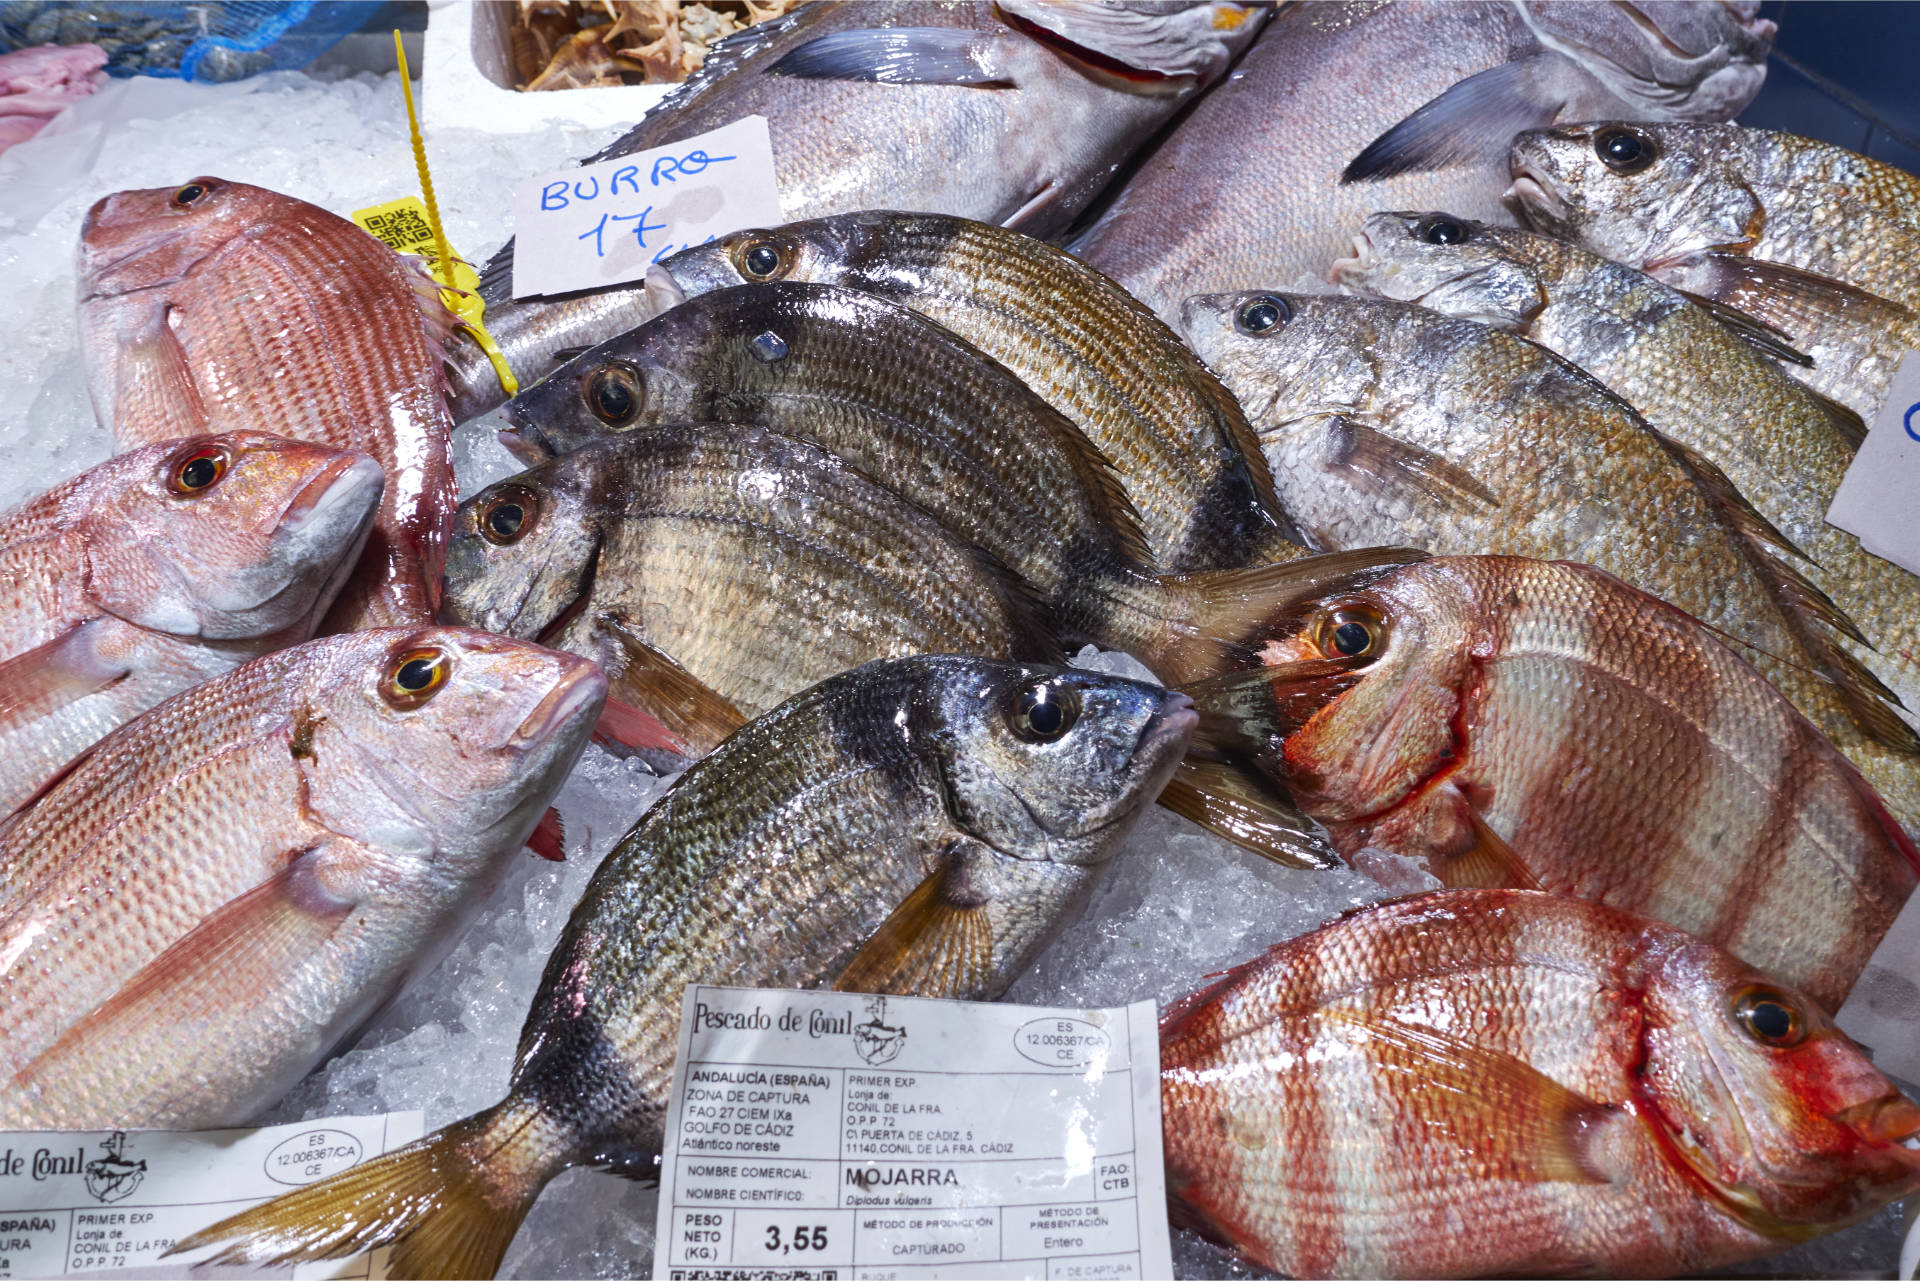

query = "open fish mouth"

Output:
[[1504, 173, 1570, 228], [1834, 1091, 1920, 1157], [1328, 230, 1381, 288]]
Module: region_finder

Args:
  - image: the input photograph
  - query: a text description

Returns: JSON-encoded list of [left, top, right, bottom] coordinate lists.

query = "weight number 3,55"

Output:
[[765, 1224, 829, 1253]]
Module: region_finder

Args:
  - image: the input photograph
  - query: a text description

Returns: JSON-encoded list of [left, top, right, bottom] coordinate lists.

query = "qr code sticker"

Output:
[[363, 206, 434, 251]]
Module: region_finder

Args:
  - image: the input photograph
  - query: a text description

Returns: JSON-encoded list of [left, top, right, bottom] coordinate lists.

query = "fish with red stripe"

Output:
[[1181, 554, 1919, 1009], [1161, 888, 1920, 1278]]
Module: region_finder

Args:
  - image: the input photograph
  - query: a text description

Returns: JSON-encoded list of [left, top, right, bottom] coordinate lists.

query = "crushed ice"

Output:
[[0, 68, 1907, 1281]]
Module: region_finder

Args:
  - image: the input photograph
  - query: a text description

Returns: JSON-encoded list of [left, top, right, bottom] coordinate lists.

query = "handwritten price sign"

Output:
[[510, 115, 783, 299]]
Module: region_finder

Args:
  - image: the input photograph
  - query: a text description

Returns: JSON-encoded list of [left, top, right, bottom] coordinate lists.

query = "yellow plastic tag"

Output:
[[359, 29, 520, 399], [352, 197, 481, 293]]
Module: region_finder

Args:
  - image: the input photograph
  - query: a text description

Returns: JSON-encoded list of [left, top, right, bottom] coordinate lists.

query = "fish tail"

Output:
[[167, 1095, 564, 1280], [1136, 546, 1428, 684]]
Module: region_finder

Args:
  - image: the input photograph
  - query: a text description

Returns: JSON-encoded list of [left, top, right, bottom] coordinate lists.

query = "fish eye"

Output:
[[479, 486, 536, 545], [1594, 126, 1657, 175], [383, 646, 452, 708], [1317, 604, 1386, 659], [167, 445, 228, 495], [171, 179, 216, 208], [1008, 680, 1080, 742], [1236, 294, 1290, 336], [732, 234, 793, 282], [585, 363, 642, 425], [1417, 215, 1470, 246], [1733, 987, 1806, 1048]]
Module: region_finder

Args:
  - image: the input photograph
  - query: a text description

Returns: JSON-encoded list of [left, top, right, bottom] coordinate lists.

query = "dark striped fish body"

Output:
[[77, 178, 456, 630], [444, 1, 1268, 420], [1161, 889, 1920, 1279], [501, 281, 1165, 648], [1185, 555, 1918, 1009], [1510, 123, 1920, 419], [1178, 292, 1920, 828], [439, 427, 1054, 743], [653, 212, 1295, 573], [1338, 213, 1920, 781], [173, 655, 1195, 1279]]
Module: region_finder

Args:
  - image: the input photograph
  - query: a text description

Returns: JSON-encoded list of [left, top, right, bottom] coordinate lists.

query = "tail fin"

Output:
[[168, 1096, 562, 1280], [1137, 547, 1425, 685]]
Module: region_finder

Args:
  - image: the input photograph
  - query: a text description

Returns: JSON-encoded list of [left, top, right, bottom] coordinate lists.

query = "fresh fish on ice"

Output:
[[0, 627, 605, 1129], [172, 654, 1195, 1279]]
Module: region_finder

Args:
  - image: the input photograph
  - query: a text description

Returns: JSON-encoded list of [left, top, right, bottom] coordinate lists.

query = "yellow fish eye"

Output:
[[384, 647, 453, 708], [1733, 986, 1805, 1048]]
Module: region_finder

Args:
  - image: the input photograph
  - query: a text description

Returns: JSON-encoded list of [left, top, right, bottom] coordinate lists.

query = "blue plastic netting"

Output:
[[0, 2, 373, 81]]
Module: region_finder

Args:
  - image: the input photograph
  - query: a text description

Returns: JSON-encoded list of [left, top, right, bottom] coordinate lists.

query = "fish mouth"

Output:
[[1328, 230, 1380, 288], [1833, 1092, 1920, 1155], [279, 453, 383, 538], [1138, 692, 1199, 763], [642, 264, 688, 320], [1504, 173, 1569, 230], [497, 426, 555, 466], [512, 663, 609, 745]]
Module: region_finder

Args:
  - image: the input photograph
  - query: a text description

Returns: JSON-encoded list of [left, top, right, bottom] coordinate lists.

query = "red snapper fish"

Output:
[[1162, 888, 1920, 1279], [77, 176, 457, 631], [0, 431, 380, 816], [1182, 554, 1919, 1010]]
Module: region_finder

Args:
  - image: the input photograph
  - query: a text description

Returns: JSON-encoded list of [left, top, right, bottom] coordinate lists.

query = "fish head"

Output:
[[440, 451, 605, 640], [81, 431, 382, 640], [293, 627, 607, 867], [501, 308, 711, 461], [1638, 939, 1920, 1232], [1177, 290, 1393, 423], [1517, 1, 1773, 121], [1201, 558, 1467, 822], [654, 212, 933, 310], [78, 176, 281, 300], [996, 2, 1268, 92], [1332, 212, 1554, 331], [920, 660, 1195, 866], [1507, 122, 1759, 271]]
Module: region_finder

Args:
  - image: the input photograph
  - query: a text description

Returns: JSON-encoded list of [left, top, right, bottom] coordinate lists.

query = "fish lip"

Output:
[[1832, 1092, 1920, 1154], [279, 452, 382, 536], [1127, 692, 1198, 779], [1503, 173, 1569, 229], [1328, 229, 1380, 287], [512, 663, 608, 745], [643, 264, 688, 319]]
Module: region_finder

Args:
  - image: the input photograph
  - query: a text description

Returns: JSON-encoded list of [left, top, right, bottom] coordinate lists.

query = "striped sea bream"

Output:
[[77, 177, 457, 630], [1161, 889, 1920, 1279], [1182, 555, 1919, 1009]]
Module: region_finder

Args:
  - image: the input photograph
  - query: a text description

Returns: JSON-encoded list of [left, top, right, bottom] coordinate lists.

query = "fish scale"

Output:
[[169, 654, 1193, 1280], [78, 178, 456, 631], [1188, 555, 1917, 1010], [0, 627, 604, 1130], [657, 212, 1295, 573], [1181, 292, 1920, 830], [1339, 216, 1920, 786], [1161, 890, 1920, 1279]]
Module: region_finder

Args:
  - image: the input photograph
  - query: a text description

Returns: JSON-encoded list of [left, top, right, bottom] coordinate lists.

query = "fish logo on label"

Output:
[[853, 996, 907, 1066], [83, 1132, 146, 1204]]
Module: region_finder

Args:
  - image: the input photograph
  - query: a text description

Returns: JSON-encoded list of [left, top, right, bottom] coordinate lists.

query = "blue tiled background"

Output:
[[1742, 1, 1920, 175]]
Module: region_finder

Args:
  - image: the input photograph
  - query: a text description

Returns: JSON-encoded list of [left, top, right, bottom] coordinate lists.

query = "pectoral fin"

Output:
[[1321, 416, 1499, 516], [1430, 805, 1542, 891], [0, 620, 130, 725], [1326, 1011, 1613, 1184], [599, 618, 748, 756], [108, 301, 209, 445], [770, 28, 1012, 86], [1674, 288, 1814, 368], [1343, 56, 1563, 182], [1157, 757, 1340, 870], [835, 847, 996, 998], [10, 850, 352, 1096]]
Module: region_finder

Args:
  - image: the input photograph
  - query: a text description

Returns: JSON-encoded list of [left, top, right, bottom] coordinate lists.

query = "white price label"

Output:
[[654, 986, 1171, 1281], [0, 1112, 422, 1279], [1827, 350, 1920, 576], [510, 115, 783, 299]]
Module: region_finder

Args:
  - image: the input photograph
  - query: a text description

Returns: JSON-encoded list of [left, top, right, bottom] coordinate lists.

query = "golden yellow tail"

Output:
[[167, 1097, 564, 1280]]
